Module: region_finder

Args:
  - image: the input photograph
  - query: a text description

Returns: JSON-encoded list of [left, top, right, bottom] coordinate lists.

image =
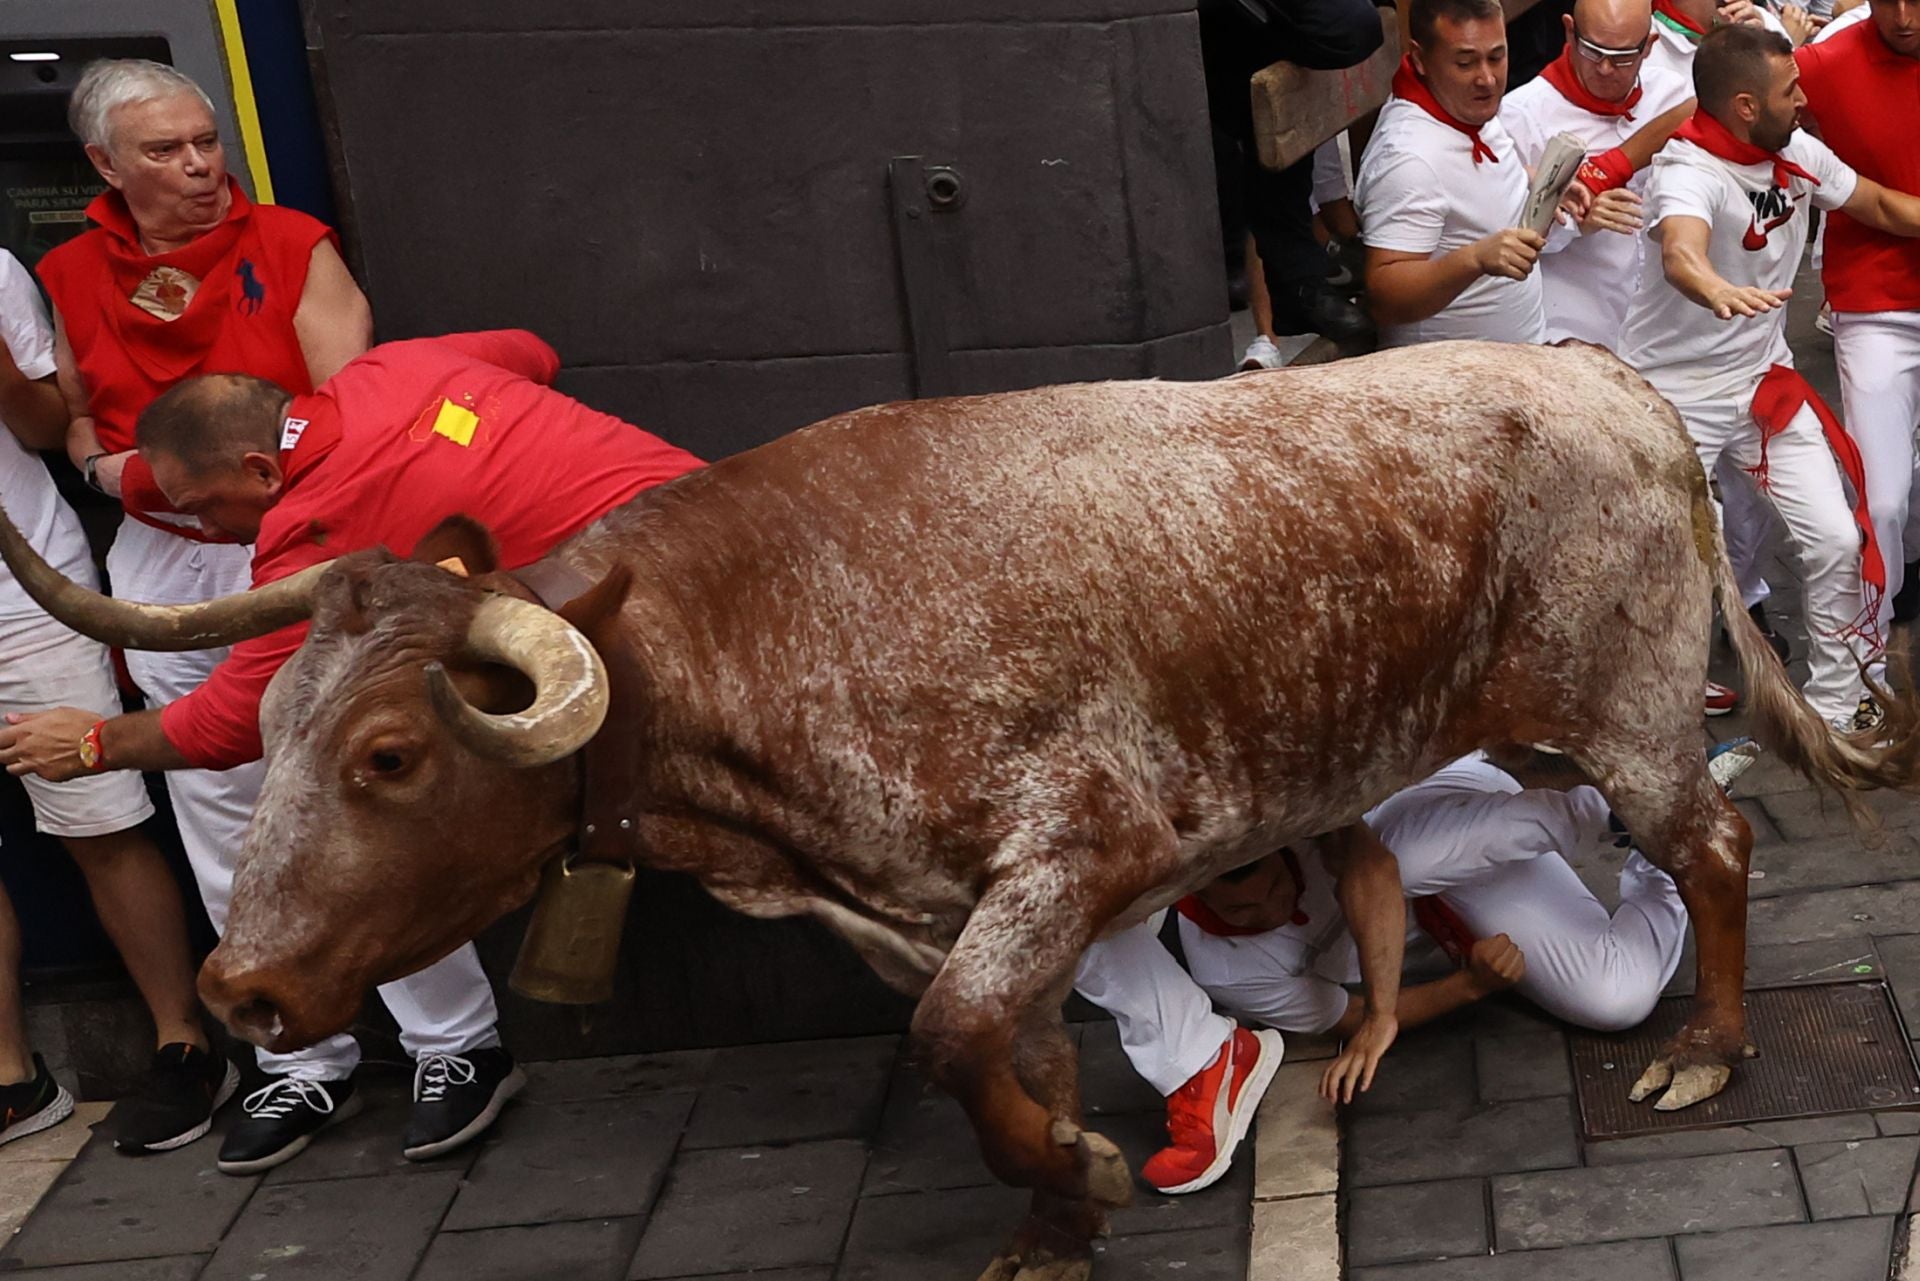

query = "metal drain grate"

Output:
[[1569, 981, 1920, 1141]]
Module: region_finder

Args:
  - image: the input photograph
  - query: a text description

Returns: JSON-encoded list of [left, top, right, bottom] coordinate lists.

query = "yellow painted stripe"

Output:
[[211, 0, 276, 204]]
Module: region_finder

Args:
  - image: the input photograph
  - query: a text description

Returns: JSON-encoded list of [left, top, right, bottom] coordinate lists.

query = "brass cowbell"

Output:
[[508, 853, 636, 1005]]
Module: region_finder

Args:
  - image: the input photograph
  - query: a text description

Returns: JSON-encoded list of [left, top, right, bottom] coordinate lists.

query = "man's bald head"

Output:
[[1573, 0, 1654, 48], [136, 373, 291, 476]]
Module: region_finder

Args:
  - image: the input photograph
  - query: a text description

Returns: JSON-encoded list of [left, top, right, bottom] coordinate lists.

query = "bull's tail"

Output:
[[1702, 486, 1920, 813]]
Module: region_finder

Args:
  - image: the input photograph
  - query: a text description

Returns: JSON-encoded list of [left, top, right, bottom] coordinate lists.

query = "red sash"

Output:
[[1539, 48, 1643, 119], [1653, 0, 1710, 38], [1673, 110, 1819, 191], [1391, 56, 1499, 165], [1749, 366, 1885, 650]]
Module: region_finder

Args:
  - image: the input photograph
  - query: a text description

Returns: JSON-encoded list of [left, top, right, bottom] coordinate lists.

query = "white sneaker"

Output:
[[1707, 737, 1761, 791], [1239, 335, 1283, 371]]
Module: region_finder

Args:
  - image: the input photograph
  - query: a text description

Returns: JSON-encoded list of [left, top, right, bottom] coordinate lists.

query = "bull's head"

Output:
[[0, 510, 614, 1051]]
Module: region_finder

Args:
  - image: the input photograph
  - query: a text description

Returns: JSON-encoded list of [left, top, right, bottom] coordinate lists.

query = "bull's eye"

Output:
[[369, 749, 408, 776]]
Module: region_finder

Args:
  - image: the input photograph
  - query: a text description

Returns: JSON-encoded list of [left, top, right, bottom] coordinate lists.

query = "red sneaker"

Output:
[[1704, 680, 1738, 717], [1139, 1026, 1284, 1195]]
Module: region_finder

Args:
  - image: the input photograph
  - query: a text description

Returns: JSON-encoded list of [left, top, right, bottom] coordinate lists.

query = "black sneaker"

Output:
[[1720, 601, 1791, 663], [216, 1075, 361, 1175], [402, 1047, 526, 1161], [0, 1055, 73, 1147], [111, 1043, 239, 1154]]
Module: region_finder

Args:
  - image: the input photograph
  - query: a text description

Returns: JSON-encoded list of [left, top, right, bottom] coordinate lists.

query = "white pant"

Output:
[[1833, 310, 1920, 669], [108, 522, 499, 1079], [1718, 459, 1779, 612], [0, 619, 153, 836], [1683, 394, 1875, 721], [1075, 913, 1233, 1095]]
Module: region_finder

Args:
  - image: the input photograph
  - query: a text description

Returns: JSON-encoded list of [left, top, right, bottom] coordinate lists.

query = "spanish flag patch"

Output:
[[427, 398, 480, 447]]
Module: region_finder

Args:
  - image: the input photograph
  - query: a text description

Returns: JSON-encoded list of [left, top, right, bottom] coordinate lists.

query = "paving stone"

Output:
[[1285, 1031, 1340, 1062], [1347, 1097, 1578, 1187], [1746, 938, 1882, 989], [1345, 1178, 1487, 1267], [444, 1089, 693, 1230], [3, 1128, 258, 1267], [1253, 1060, 1340, 1199], [1746, 882, 1920, 948], [0, 1103, 108, 1166], [861, 1067, 993, 1196], [413, 1217, 643, 1281], [1746, 832, 1920, 897], [834, 1182, 1030, 1281], [1873, 933, 1920, 1030], [681, 1035, 895, 1149], [264, 1068, 480, 1185], [1093, 1225, 1248, 1279], [0, 1259, 209, 1280], [1250, 1195, 1338, 1281], [1349, 1037, 1475, 1116], [1492, 1150, 1802, 1250], [1096, 1108, 1253, 1236], [1735, 799, 1781, 847], [628, 1139, 869, 1278], [1877, 1109, 1920, 1135], [200, 1170, 462, 1281], [1583, 1112, 1877, 1165], [646, 1272, 830, 1281], [1349, 1238, 1676, 1280], [1475, 1032, 1572, 1102], [1758, 790, 1920, 841], [1795, 1134, 1920, 1218], [520, 1050, 716, 1103], [1673, 1216, 1897, 1281], [1079, 1019, 1167, 1116], [0, 1160, 68, 1238], [1444, 995, 1562, 1040]]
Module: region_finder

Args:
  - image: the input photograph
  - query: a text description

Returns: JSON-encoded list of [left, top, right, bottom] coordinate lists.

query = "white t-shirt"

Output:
[[1499, 63, 1694, 345], [1645, 5, 1791, 86], [1355, 96, 1548, 347], [1619, 130, 1857, 405], [1810, 3, 1872, 42], [0, 251, 97, 635]]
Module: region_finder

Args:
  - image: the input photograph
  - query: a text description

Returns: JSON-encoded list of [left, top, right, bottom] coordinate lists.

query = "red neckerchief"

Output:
[[1176, 848, 1312, 937], [86, 176, 254, 385], [1391, 56, 1499, 164], [1652, 0, 1710, 38], [1538, 48, 1643, 119], [1673, 109, 1819, 191]]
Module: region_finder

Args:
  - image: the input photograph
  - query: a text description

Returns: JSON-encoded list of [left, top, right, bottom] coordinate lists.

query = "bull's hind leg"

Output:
[[1573, 735, 1756, 1111]]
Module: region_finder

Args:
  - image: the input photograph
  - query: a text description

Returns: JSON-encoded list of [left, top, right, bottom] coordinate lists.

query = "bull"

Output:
[[2, 340, 1913, 1280]]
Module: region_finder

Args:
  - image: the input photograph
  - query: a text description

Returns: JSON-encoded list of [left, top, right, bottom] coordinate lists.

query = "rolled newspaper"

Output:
[[1523, 133, 1589, 236]]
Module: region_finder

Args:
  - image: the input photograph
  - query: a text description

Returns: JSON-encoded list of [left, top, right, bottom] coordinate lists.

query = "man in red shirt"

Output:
[[0, 329, 702, 776], [1795, 0, 1920, 652]]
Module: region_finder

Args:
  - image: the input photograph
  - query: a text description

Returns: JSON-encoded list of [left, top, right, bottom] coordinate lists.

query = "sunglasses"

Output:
[[1572, 27, 1652, 68]]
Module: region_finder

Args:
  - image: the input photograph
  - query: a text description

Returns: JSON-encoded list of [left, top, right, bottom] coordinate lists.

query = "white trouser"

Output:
[[1718, 459, 1778, 612], [0, 619, 154, 836], [108, 522, 500, 1079], [1436, 850, 1685, 1031], [1309, 137, 1352, 211], [1074, 912, 1233, 1096], [1833, 310, 1920, 675], [1683, 395, 1874, 721]]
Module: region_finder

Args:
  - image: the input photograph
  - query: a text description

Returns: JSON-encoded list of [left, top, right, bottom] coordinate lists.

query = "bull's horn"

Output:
[[0, 500, 328, 651], [423, 594, 609, 767]]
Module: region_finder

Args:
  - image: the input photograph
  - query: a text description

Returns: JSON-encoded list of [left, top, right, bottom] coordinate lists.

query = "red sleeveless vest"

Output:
[[37, 178, 335, 528]]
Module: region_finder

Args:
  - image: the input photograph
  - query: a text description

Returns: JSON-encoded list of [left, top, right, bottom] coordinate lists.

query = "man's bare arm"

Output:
[[1366, 231, 1544, 327], [1658, 215, 1792, 318], [1841, 176, 1920, 239], [0, 349, 67, 450], [0, 707, 190, 781], [1319, 821, 1407, 1102], [292, 239, 373, 387]]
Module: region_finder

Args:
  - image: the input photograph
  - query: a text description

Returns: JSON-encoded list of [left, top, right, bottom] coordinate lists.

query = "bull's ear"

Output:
[[412, 516, 501, 576], [557, 565, 633, 638]]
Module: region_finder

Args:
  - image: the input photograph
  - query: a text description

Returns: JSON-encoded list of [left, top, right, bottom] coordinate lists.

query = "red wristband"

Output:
[[78, 720, 107, 772], [1576, 147, 1635, 196]]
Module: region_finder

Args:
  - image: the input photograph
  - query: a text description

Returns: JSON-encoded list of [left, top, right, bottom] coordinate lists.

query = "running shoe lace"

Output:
[[414, 1053, 477, 1103]]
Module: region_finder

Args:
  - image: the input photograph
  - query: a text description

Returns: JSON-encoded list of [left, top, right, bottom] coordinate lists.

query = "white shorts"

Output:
[[0, 620, 154, 838]]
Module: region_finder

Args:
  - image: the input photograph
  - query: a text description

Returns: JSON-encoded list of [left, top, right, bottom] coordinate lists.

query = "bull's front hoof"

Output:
[[1627, 1056, 1671, 1103], [1077, 1130, 1133, 1210], [1653, 1063, 1733, 1111], [977, 1248, 1093, 1281]]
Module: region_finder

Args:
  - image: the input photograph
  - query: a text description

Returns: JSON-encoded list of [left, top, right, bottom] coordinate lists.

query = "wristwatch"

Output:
[[78, 720, 107, 771], [81, 453, 109, 494]]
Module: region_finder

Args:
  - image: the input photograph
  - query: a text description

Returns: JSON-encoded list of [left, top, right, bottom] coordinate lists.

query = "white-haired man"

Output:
[[29, 59, 514, 1175]]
